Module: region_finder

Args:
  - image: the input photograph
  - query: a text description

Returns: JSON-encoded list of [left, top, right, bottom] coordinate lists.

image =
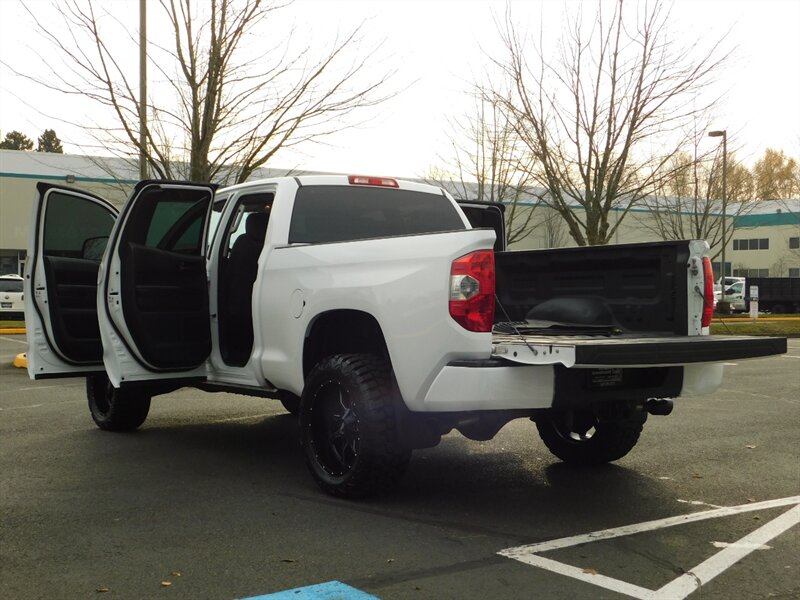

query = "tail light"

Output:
[[702, 257, 714, 328], [449, 250, 495, 332]]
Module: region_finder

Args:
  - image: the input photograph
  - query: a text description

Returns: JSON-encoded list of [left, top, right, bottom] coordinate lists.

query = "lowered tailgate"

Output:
[[491, 332, 787, 368]]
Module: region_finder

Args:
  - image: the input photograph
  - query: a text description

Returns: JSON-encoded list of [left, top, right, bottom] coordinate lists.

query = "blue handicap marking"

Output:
[[242, 580, 379, 600]]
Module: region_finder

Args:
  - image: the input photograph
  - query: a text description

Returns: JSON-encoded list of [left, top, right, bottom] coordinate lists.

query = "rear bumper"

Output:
[[420, 361, 726, 412], [418, 335, 784, 412]]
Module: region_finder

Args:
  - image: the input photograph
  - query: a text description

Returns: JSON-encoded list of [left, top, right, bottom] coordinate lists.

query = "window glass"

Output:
[[289, 186, 465, 244], [759, 238, 769, 250], [145, 200, 200, 249], [789, 268, 799, 277], [223, 192, 274, 255], [790, 237, 800, 250], [0, 279, 23, 292], [44, 192, 115, 259], [747, 239, 759, 250], [121, 186, 212, 255], [733, 239, 740, 250]]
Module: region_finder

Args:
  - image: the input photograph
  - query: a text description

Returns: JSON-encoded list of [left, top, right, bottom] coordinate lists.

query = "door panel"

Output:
[[25, 184, 118, 378], [100, 181, 215, 384], [43, 256, 103, 362], [120, 243, 210, 368]]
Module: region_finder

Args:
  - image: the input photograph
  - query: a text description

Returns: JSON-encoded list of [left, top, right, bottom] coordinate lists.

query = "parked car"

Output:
[[0, 274, 24, 319], [715, 281, 747, 312], [718, 276, 745, 288]]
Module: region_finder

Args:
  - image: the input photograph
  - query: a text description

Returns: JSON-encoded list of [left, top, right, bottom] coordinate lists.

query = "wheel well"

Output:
[[303, 310, 389, 378]]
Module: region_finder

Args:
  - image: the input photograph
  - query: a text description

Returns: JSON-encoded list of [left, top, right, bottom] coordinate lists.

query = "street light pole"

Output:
[[709, 129, 727, 305], [139, 0, 148, 180]]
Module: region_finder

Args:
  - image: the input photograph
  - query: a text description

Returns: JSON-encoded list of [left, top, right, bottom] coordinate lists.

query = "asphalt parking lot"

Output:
[[1, 333, 798, 600]]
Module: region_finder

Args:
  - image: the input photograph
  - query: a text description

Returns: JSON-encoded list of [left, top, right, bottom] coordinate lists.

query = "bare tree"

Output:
[[425, 93, 542, 246], [539, 207, 569, 249], [13, 0, 395, 184], [639, 133, 755, 260], [489, 0, 730, 246]]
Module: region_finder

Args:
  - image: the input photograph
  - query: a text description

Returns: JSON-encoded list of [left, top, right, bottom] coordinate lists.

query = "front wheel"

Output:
[[536, 406, 646, 466], [299, 354, 411, 498], [87, 373, 151, 431]]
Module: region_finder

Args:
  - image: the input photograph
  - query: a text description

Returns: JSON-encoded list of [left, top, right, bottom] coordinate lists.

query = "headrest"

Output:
[[245, 211, 269, 238]]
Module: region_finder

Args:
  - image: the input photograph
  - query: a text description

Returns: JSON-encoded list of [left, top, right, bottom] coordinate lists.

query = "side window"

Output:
[[144, 199, 206, 253], [222, 192, 274, 257], [44, 192, 115, 260], [121, 186, 213, 256]]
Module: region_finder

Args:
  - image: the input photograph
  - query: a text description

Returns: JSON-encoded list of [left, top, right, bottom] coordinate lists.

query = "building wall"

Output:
[[729, 223, 800, 277], [0, 150, 135, 274]]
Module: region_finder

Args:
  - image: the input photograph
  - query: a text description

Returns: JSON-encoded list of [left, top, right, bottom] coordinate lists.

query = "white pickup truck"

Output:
[[24, 175, 786, 497]]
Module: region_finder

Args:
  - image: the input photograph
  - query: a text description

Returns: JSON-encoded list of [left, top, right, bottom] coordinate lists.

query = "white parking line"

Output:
[[209, 413, 274, 424], [499, 496, 800, 600], [0, 400, 82, 410], [0, 336, 27, 345], [652, 505, 800, 599]]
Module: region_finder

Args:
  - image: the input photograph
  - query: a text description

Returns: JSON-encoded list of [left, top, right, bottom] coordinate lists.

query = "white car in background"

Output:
[[715, 280, 747, 312], [0, 274, 24, 318]]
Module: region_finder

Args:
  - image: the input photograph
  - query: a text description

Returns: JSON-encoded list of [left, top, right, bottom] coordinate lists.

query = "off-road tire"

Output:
[[87, 373, 151, 431], [536, 407, 646, 466], [300, 354, 411, 498]]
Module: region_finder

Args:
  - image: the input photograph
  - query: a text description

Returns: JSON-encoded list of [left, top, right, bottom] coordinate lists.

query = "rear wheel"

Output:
[[536, 406, 646, 466], [87, 373, 151, 431], [300, 354, 411, 498]]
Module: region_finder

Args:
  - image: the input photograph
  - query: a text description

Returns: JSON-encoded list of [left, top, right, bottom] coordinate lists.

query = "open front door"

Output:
[[25, 184, 118, 379], [99, 181, 216, 387]]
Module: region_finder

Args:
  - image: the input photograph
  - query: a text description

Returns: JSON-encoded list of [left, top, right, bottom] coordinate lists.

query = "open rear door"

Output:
[[99, 181, 216, 387], [25, 184, 118, 379], [456, 200, 506, 252]]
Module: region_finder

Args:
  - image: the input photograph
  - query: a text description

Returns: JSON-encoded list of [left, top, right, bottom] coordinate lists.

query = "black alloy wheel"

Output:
[[300, 354, 411, 498]]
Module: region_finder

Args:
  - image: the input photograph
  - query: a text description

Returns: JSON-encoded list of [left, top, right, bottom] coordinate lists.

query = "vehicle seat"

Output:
[[225, 211, 269, 364]]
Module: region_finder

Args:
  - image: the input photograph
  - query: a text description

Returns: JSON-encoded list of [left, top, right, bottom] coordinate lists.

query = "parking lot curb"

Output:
[[0, 328, 26, 334], [13, 353, 27, 369]]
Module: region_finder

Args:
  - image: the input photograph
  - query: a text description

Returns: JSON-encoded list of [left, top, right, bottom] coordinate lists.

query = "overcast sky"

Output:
[[1, 0, 798, 180]]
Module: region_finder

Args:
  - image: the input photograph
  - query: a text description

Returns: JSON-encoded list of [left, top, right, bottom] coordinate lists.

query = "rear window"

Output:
[[0, 279, 23, 293], [288, 185, 465, 244]]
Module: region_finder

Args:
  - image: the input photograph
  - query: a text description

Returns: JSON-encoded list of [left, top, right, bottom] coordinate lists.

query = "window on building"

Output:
[[790, 237, 799, 249], [788, 268, 799, 277], [733, 238, 771, 251], [746, 268, 769, 277]]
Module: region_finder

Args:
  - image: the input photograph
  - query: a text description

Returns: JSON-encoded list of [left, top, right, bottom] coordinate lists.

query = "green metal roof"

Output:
[[734, 212, 800, 227]]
